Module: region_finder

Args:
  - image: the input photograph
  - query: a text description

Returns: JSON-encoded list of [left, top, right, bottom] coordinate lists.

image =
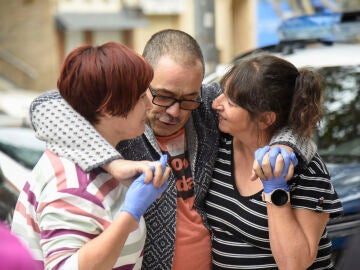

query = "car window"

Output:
[[316, 65, 360, 163], [0, 142, 43, 169], [0, 128, 44, 169]]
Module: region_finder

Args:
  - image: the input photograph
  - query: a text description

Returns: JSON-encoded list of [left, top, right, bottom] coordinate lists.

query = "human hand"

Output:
[[102, 157, 168, 187], [252, 145, 298, 180], [119, 154, 170, 222], [254, 146, 297, 192]]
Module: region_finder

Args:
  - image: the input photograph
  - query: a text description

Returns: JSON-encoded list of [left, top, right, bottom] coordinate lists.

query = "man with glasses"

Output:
[[29, 29, 315, 269], [148, 85, 203, 111]]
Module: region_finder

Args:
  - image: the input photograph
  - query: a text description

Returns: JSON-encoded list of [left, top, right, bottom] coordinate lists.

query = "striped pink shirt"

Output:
[[11, 150, 146, 270]]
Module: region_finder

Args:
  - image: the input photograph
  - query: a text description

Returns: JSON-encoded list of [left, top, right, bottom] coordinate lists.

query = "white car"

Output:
[[0, 88, 40, 126], [0, 126, 45, 193]]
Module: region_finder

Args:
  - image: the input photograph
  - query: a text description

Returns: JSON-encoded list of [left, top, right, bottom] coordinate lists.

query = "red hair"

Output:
[[57, 42, 153, 124]]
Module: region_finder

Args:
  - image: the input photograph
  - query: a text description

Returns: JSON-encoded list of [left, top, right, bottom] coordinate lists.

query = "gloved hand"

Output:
[[120, 154, 168, 222], [255, 146, 298, 193]]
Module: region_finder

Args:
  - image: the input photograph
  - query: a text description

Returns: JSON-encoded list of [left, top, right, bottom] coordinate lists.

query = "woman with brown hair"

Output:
[[206, 54, 343, 269]]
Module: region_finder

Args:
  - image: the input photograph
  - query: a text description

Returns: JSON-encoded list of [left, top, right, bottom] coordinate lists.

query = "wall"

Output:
[[0, 0, 256, 91], [0, 0, 59, 91]]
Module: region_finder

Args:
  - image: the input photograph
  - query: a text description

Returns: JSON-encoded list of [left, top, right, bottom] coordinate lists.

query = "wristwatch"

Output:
[[262, 189, 290, 206]]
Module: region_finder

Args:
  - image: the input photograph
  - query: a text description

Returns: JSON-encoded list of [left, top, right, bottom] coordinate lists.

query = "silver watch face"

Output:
[[271, 189, 289, 206]]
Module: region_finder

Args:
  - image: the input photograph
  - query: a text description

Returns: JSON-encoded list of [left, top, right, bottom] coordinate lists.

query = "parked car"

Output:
[[0, 165, 18, 225], [0, 125, 45, 225], [0, 87, 40, 127], [0, 83, 44, 224], [204, 11, 360, 264], [0, 125, 45, 224], [0, 126, 45, 194]]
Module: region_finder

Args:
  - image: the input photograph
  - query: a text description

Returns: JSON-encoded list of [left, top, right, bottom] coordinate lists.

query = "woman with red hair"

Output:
[[11, 42, 170, 270]]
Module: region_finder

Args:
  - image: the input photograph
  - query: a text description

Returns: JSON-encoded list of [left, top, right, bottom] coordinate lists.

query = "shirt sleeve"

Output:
[[269, 126, 317, 167], [30, 90, 122, 172], [289, 153, 343, 218], [38, 184, 109, 270]]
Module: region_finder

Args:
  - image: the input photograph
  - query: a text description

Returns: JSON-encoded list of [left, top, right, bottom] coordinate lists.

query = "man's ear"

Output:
[[258, 111, 276, 130]]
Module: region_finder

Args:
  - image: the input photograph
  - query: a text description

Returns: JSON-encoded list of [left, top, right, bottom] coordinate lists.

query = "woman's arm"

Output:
[[38, 189, 134, 270], [32, 89, 314, 181], [30, 90, 164, 184], [40, 159, 169, 270], [261, 153, 343, 269], [30, 90, 121, 172], [270, 126, 317, 167], [77, 212, 139, 270], [267, 204, 329, 269]]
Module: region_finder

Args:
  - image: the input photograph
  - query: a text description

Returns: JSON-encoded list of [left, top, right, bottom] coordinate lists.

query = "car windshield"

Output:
[[0, 128, 44, 169], [315, 65, 360, 163]]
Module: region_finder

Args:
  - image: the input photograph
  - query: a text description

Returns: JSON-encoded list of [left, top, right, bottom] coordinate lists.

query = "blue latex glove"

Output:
[[255, 146, 298, 193], [261, 173, 290, 193], [120, 154, 168, 222]]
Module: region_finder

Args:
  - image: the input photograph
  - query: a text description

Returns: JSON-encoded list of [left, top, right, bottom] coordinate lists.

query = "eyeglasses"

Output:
[[148, 85, 203, 111]]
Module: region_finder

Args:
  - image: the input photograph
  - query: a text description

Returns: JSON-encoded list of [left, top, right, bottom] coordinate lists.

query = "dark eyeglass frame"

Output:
[[148, 85, 203, 111]]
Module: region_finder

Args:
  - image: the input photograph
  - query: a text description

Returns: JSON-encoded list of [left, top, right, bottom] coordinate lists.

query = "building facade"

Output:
[[0, 0, 256, 91]]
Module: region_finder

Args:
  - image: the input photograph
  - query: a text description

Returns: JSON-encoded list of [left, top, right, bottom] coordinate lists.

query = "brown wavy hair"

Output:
[[220, 53, 323, 137]]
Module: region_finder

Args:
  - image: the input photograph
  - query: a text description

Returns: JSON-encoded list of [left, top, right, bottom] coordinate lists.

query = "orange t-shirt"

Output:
[[157, 129, 211, 270]]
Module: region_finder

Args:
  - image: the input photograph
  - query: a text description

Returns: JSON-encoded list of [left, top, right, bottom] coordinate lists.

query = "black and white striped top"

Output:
[[205, 133, 343, 269]]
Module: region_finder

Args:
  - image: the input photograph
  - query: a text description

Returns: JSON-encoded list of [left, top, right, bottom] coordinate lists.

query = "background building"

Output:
[[0, 0, 358, 91]]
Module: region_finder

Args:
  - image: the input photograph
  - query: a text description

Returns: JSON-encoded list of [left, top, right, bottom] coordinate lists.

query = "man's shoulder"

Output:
[[202, 82, 221, 96], [116, 129, 154, 160], [193, 82, 220, 116]]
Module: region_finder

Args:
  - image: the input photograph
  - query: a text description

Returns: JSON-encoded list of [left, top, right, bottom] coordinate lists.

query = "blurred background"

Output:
[[0, 0, 360, 266], [0, 0, 359, 93]]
